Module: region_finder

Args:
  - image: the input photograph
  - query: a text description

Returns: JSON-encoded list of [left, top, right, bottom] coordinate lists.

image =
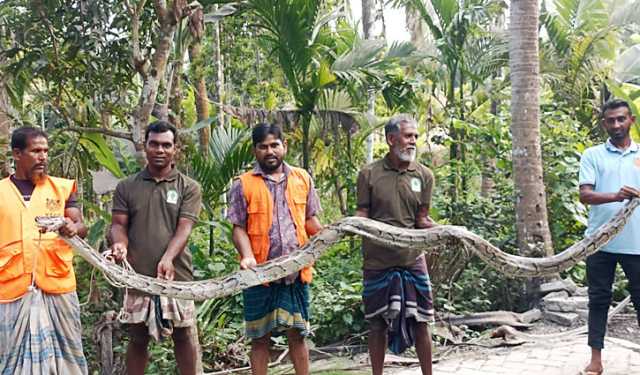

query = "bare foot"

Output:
[[582, 361, 603, 375]]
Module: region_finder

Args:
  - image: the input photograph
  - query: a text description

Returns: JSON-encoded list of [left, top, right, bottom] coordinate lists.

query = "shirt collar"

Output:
[[140, 166, 179, 182], [605, 139, 639, 155], [382, 153, 417, 172]]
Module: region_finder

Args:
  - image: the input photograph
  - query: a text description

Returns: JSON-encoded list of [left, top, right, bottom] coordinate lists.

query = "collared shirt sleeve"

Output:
[[305, 177, 321, 219], [421, 167, 434, 208], [179, 181, 202, 222], [227, 179, 248, 227], [579, 149, 597, 186], [112, 181, 129, 213], [356, 168, 371, 210]]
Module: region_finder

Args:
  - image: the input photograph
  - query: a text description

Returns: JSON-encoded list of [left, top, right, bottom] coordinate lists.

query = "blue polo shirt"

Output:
[[579, 140, 640, 254]]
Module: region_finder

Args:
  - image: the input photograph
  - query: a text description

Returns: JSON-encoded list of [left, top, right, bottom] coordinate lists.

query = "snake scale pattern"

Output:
[[35, 199, 640, 301]]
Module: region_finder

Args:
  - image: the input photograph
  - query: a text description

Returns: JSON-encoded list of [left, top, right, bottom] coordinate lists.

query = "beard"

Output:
[[28, 166, 48, 185], [394, 147, 416, 162], [258, 157, 283, 173]]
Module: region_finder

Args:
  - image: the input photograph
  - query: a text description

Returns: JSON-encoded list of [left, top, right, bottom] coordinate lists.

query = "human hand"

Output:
[[615, 186, 640, 202], [240, 256, 257, 270], [111, 242, 128, 262], [157, 256, 176, 281], [58, 217, 78, 237]]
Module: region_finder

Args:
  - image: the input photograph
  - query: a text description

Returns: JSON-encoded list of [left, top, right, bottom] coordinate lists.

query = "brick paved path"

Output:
[[391, 336, 640, 375]]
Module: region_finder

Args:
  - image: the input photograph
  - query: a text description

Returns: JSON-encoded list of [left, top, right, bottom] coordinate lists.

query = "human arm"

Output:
[[227, 179, 256, 269], [110, 181, 130, 261], [156, 181, 203, 280], [355, 169, 370, 218], [232, 225, 256, 269], [416, 167, 436, 229], [59, 207, 88, 238], [304, 177, 323, 236], [415, 205, 436, 229], [577, 149, 640, 204], [156, 217, 195, 280], [110, 212, 129, 261], [305, 216, 323, 236], [579, 184, 640, 205]]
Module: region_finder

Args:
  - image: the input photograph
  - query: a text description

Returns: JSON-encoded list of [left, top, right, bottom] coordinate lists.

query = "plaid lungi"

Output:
[[0, 290, 87, 375], [243, 278, 310, 339], [363, 262, 435, 354], [118, 289, 196, 341]]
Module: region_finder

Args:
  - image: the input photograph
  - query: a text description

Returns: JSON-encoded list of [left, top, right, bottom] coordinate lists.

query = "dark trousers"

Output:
[[587, 251, 640, 350]]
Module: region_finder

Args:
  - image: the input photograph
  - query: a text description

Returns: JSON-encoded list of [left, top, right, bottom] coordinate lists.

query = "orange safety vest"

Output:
[[239, 167, 313, 283], [0, 176, 77, 302]]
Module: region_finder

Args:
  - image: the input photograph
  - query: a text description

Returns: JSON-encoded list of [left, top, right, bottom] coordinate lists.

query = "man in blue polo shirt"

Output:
[[579, 99, 640, 375]]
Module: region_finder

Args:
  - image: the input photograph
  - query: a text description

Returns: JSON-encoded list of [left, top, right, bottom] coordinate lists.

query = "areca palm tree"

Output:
[[541, 0, 624, 123], [391, 0, 508, 210], [243, 0, 415, 171]]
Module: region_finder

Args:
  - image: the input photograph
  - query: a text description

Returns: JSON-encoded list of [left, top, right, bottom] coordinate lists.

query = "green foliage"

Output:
[[78, 133, 124, 178], [5, 0, 640, 370], [190, 124, 254, 214], [311, 241, 365, 344]]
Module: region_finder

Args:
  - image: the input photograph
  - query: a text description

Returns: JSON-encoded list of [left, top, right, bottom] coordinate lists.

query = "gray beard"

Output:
[[394, 148, 416, 162]]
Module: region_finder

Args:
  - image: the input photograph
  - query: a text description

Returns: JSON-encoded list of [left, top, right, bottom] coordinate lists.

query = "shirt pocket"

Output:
[[44, 240, 74, 278], [0, 243, 24, 282], [247, 200, 269, 235]]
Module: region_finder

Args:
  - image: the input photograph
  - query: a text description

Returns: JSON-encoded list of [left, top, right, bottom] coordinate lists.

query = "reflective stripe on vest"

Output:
[[0, 176, 77, 301], [239, 167, 313, 283]]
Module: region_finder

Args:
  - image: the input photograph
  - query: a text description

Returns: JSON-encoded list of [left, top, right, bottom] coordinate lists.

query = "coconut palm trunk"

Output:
[[508, 0, 554, 257]]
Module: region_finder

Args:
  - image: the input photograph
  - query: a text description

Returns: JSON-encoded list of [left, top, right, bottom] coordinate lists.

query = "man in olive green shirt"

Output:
[[356, 114, 435, 375], [110, 121, 202, 375]]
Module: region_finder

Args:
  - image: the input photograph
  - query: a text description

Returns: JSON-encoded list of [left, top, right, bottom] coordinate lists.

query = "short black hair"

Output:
[[145, 120, 177, 143], [11, 126, 48, 151], [601, 99, 632, 118], [252, 123, 283, 146]]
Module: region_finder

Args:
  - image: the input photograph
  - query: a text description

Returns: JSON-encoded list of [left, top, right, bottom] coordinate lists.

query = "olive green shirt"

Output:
[[112, 168, 202, 281], [357, 154, 434, 270]]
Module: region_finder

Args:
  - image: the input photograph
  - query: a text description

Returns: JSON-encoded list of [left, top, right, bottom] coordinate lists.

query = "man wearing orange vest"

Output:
[[0, 126, 88, 374], [227, 123, 322, 375]]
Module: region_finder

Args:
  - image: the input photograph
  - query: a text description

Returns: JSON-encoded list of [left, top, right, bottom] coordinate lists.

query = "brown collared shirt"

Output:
[[357, 154, 434, 270], [112, 168, 202, 281]]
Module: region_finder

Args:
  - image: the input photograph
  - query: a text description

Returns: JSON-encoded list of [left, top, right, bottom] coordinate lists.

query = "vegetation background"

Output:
[[2, 0, 640, 372]]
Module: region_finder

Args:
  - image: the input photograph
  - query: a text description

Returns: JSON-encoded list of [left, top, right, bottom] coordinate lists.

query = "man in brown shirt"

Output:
[[356, 114, 435, 375], [110, 121, 202, 375]]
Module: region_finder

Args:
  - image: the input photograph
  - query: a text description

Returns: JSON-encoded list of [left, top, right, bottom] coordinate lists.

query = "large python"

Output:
[[36, 198, 640, 301]]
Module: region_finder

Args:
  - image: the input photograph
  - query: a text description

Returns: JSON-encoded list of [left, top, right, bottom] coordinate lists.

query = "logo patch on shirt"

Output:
[[634, 158, 640, 169], [46, 198, 61, 211], [166, 189, 179, 204], [410, 178, 422, 192]]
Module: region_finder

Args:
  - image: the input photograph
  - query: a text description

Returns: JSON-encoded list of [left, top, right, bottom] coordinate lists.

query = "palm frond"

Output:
[[332, 39, 386, 73], [614, 44, 640, 83], [610, 0, 640, 26], [220, 104, 361, 134], [190, 125, 254, 212], [385, 41, 418, 59]]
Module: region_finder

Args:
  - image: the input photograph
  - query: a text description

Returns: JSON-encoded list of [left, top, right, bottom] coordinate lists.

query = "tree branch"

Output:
[[65, 126, 133, 141], [128, 0, 148, 77], [153, 0, 168, 23]]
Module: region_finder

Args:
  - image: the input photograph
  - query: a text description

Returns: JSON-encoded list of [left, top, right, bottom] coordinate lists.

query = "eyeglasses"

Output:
[[604, 116, 629, 126]]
